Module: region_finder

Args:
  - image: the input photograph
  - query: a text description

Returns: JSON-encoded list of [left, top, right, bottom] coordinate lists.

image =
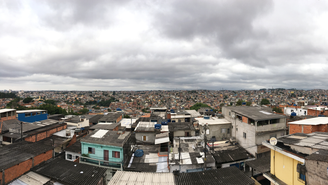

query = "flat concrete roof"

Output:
[[0, 109, 15, 113], [195, 117, 231, 125], [16, 109, 46, 113]]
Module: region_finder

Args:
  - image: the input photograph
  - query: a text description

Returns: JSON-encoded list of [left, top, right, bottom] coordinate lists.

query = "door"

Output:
[[104, 150, 109, 161]]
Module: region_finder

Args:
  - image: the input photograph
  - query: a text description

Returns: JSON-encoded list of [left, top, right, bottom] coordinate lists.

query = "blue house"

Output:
[[80, 129, 134, 171], [16, 110, 48, 123]]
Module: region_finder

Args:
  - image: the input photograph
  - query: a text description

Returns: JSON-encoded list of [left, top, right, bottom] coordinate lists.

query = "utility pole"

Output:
[[20, 121, 23, 142], [203, 124, 208, 170], [178, 137, 181, 172]]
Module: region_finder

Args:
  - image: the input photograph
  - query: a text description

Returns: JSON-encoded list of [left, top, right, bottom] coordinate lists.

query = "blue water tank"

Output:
[[204, 116, 210, 119], [116, 108, 122, 111], [170, 109, 175, 113], [155, 124, 162, 129], [135, 149, 144, 157], [291, 112, 297, 116], [167, 119, 171, 122]]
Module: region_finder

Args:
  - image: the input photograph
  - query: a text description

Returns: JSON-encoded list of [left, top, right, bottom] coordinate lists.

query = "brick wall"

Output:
[[24, 135, 36, 142], [1, 159, 32, 184], [0, 150, 53, 184], [36, 132, 47, 141], [33, 150, 53, 166], [116, 115, 123, 123], [289, 124, 303, 134], [0, 116, 17, 122], [242, 116, 248, 124], [24, 124, 67, 143]]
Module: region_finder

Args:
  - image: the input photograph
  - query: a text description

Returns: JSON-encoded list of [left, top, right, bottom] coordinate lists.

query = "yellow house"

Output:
[[262, 140, 306, 185]]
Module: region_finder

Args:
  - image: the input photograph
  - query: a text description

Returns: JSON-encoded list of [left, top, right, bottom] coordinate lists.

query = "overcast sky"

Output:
[[1, 0, 328, 91]]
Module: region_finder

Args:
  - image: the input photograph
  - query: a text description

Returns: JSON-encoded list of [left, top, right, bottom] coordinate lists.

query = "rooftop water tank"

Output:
[[291, 112, 297, 116], [135, 149, 144, 157], [155, 124, 162, 129]]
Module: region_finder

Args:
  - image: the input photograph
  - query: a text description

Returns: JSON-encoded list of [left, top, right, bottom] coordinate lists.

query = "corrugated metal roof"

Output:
[[108, 171, 175, 185]]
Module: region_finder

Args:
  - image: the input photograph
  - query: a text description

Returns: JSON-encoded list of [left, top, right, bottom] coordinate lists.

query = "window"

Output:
[[67, 154, 72, 160], [221, 128, 227, 133], [297, 163, 306, 181], [25, 113, 31, 117], [243, 132, 246, 139], [112, 151, 120, 158], [88, 147, 95, 154], [185, 132, 190, 137], [227, 128, 230, 134], [142, 136, 148, 141]]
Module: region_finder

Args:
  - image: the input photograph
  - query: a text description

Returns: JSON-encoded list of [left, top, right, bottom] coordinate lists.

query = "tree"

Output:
[[190, 103, 212, 111], [272, 107, 283, 113], [0, 92, 16, 98], [44, 99, 56, 105], [236, 99, 244, 106], [78, 108, 89, 115], [123, 114, 131, 118], [246, 102, 252, 106], [260, 98, 270, 105], [23, 97, 33, 103]]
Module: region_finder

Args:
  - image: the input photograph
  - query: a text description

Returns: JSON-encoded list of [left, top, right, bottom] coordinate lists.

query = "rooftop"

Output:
[[127, 144, 161, 172], [288, 117, 328, 125], [89, 122, 121, 130], [16, 109, 47, 113], [246, 155, 270, 173], [81, 129, 131, 147], [0, 140, 53, 170], [278, 132, 328, 151], [32, 158, 107, 185], [98, 113, 122, 122], [108, 171, 174, 185], [0, 108, 15, 114], [65, 140, 81, 153], [225, 106, 286, 121], [168, 122, 195, 132], [213, 146, 251, 164], [195, 117, 231, 125], [174, 166, 255, 185], [89, 115, 104, 123]]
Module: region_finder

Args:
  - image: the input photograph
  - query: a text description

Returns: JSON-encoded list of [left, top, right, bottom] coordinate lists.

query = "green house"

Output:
[[80, 129, 133, 170]]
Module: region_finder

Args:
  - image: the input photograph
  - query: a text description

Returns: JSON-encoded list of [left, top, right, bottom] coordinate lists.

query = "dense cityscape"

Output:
[[1, 89, 328, 184]]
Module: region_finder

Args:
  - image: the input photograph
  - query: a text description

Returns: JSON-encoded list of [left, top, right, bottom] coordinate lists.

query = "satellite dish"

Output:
[[270, 137, 277, 146]]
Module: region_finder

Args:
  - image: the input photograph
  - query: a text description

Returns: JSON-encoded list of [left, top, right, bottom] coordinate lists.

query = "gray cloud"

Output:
[[1, 0, 328, 90]]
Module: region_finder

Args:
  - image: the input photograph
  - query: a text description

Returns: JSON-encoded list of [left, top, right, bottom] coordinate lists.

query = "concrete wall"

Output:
[[199, 123, 231, 141], [65, 151, 81, 162], [284, 107, 307, 116], [81, 142, 123, 164], [174, 130, 196, 137], [270, 150, 305, 185], [17, 112, 48, 123], [306, 159, 328, 185], [135, 132, 156, 144]]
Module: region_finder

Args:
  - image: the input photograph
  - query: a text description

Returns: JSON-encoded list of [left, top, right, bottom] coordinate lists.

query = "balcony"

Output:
[[256, 122, 286, 132], [79, 156, 123, 170]]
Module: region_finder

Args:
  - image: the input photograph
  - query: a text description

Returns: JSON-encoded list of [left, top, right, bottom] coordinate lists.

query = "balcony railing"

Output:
[[256, 122, 286, 132], [79, 156, 123, 170]]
